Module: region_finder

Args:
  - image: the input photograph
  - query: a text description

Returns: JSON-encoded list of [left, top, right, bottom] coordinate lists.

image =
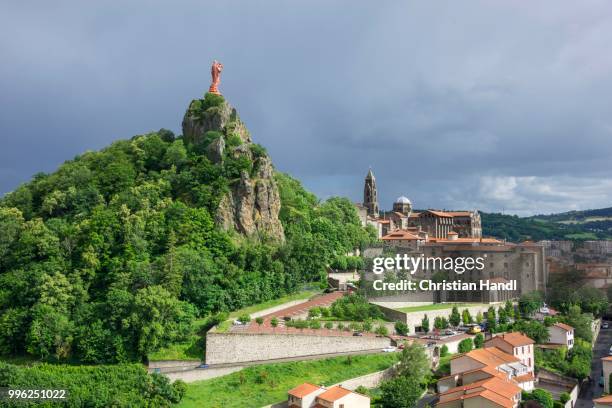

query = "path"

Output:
[[576, 320, 610, 408]]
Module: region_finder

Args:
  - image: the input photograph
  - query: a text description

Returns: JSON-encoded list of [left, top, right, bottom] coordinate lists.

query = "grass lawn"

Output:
[[176, 353, 398, 408], [397, 303, 480, 313], [149, 289, 320, 361]]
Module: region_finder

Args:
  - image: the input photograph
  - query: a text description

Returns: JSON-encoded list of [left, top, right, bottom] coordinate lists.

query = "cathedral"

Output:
[[356, 169, 482, 240]]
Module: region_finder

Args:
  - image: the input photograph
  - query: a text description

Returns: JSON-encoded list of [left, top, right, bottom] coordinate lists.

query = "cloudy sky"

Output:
[[1, 1, 612, 216]]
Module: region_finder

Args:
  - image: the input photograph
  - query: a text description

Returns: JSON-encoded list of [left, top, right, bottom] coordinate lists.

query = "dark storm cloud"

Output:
[[1, 0, 612, 215]]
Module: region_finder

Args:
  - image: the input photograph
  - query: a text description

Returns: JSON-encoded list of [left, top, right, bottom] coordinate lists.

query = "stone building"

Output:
[[355, 168, 482, 239]]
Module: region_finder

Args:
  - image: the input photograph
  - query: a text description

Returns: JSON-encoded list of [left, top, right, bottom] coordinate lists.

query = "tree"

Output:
[[458, 338, 473, 353], [270, 317, 278, 329], [526, 389, 554, 408], [462, 309, 473, 325], [396, 342, 430, 380], [487, 307, 497, 332], [512, 320, 549, 344], [363, 319, 373, 332], [504, 300, 514, 320], [561, 305, 593, 342], [519, 291, 544, 316], [308, 307, 321, 318], [238, 314, 251, 325], [449, 306, 461, 327], [255, 317, 264, 326], [474, 333, 484, 348], [395, 321, 409, 336], [421, 314, 430, 333], [379, 375, 423, 408], [434, 316, 449, 330], [476, 311, 483, 324], [324, 322, 333, 330], [440, 344, 449, 357], [498, 307, 508, 325]]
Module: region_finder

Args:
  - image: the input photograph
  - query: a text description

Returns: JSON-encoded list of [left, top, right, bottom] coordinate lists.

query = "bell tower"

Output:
[[363, 168, 379, 217]]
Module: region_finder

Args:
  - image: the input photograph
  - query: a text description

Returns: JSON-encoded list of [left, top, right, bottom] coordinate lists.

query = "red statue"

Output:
[[209, 60, 224, 95]]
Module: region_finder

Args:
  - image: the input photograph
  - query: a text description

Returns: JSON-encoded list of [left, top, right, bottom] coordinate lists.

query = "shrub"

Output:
[[394, 321, 409, 336], [308, 307, 321, 318], [238, 314, 251, 324], [309, 320, 321, 330], [375, 325, 389, 336], [363, 319, 373, 332], [270, 317, 278, 328], [440, 344, 449, 357], [324, 322, 333, 330], [320, 307, 331, 318], [330, 294, 383, 321], [474, 333, 484, 348], [255, 317, 264, 326], [458, 338, 474, 353], [337, 322, 344, 331], [559, 392, 570, 404]]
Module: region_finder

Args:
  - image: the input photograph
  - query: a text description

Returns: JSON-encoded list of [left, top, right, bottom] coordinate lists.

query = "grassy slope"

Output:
[[149, 289, 319, 361], [177, 353, 398, 408], [397, 303, 480, 313]]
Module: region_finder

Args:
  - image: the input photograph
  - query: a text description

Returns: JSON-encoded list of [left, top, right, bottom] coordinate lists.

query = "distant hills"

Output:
[[482, 207, 612, 242]]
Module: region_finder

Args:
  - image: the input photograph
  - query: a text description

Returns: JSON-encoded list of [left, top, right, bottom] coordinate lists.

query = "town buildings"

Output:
[[602, 356, 612, 394], [356, 169, 482, 240], [437, 333, 537, 408], [548, 323, 574, 350], [288, 383, 370, 408]]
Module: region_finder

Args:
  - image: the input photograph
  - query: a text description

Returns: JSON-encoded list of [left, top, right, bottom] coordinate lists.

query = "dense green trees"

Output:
[[0, 362, 185, 407], [0, 129, 373, 364], [380, 342, 429, 408], [329, 294, 383, 321]]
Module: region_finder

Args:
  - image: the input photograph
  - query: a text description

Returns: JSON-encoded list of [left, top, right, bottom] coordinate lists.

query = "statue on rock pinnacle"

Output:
[[208, 60, 224, 95]]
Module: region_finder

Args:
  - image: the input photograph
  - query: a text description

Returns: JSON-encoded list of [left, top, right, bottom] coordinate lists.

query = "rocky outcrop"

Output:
[[182, 94, 284, 242]]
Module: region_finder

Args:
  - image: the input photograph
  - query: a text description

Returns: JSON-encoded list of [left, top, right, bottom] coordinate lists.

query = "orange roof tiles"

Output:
[[553, 322, 573, 332], [316, 386, 352, 402], [594, 395, 612, 405], [514, 373, 535, 383], [489, 332, 534, 347], [382, 230, 422, 241], [602, 356, 612, 362], [288, 383, 321, 398], [438, 377, 520, 408], [459, 347, 520, 367]]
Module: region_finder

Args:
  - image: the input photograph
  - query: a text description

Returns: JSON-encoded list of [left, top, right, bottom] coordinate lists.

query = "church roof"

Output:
[[395, 196, 411, 204], [365, 169, 375, 179]]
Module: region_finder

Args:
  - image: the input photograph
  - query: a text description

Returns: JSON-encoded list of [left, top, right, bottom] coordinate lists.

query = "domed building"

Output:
[[392, 195, 412, 216], [356, 168, 482, 240]]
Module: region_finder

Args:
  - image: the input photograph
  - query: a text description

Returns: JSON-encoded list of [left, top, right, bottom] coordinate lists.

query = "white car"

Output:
[[603, 322, 609, 329], [609, 346, 612, 356], [382, 346, 397, 353]]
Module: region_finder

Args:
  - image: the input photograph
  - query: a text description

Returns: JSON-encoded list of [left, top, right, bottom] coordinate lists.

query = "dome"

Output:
[[395, 196, 411, 204]]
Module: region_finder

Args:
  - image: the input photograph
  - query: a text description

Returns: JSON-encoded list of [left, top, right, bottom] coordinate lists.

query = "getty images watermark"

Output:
[[367, 254, 517, 292]]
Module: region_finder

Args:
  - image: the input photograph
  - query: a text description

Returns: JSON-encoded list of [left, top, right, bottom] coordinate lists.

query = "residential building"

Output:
[[602, 356, 612, 393], [440, 345, 535, 395], [485, 332, 535, 371], [288, 383, 325, 408], [548, 323, 574, 350], [437, 376, 522, 408], [287, 383, 369, 408]]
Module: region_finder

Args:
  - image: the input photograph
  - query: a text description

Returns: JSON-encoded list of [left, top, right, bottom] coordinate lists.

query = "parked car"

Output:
[[600, 376, 605, 387], [609, 345, 612, 356], [232, 319, 244, 325], [382, 346, 397, 353], [468, 325, 482, 334], [198, 364, 210, 369], [603, 322, 609, 329], [352, 332, 363, 337], [444, 329, 457, 336]]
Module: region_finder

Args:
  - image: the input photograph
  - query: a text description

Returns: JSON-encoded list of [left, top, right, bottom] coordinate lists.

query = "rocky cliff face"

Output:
[[182, 94, 284, 242]]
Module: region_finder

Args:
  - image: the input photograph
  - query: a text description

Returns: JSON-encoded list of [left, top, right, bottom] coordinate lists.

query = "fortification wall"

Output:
[[205, 332, 390, 365]]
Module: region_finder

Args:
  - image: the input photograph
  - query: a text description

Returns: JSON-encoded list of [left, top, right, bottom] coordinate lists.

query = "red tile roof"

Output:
[[553, 322, 573, 332], [488, 332, 534, 347], [382, 230, 422, 241], [594, 395, 612, 405], [288, 383, 321, 398], [316, 385, 352, 402]]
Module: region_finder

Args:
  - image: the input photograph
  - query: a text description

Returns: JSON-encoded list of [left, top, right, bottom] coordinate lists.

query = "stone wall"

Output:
[[205, 332, 390, 365]]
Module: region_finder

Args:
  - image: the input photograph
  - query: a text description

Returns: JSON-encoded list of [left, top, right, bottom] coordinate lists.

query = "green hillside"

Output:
[[482, 211, 612, 242], [0, 93, 375, 366]]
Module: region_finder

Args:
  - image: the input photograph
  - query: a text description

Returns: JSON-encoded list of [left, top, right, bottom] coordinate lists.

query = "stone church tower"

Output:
[[363, 169, 379, 217]]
